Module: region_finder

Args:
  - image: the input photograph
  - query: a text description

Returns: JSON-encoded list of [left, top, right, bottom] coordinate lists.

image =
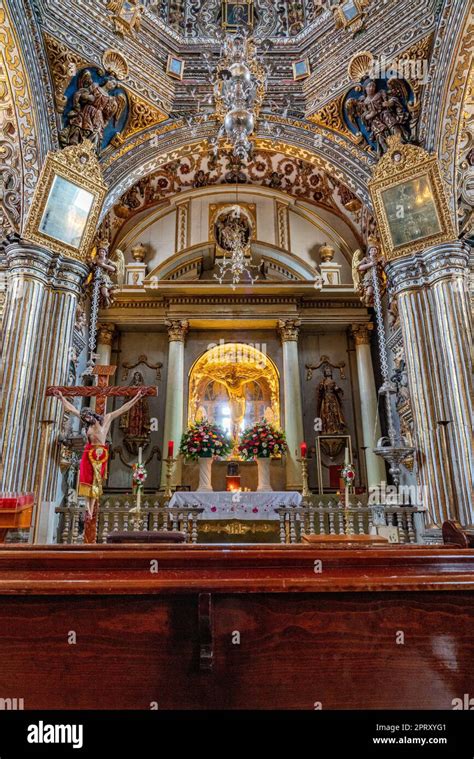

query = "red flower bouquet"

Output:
[[180, 422, 232, 460], [238, 420, 287, 460]]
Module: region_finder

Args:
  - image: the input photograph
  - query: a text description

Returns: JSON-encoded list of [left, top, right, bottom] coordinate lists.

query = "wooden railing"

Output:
[[56, 495, 426, 545], [275, 500, 425, 544], [56, 497, 203, 544]]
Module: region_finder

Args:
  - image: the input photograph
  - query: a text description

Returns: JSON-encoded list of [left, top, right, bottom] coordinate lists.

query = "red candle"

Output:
[[167, 440, 174, 459], [300, 442, 307, 458]]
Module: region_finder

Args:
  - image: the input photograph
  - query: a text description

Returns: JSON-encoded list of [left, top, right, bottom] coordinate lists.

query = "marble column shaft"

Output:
[[277, 319, 304, 490], [386, 241, 472, 527], [160, 320, 188, 487], [351, 324, 386, 489], [0, 241, 88, 504]]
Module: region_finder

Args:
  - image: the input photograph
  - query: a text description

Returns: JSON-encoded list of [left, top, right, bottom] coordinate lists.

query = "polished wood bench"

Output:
[[0, 543, 472, 710]]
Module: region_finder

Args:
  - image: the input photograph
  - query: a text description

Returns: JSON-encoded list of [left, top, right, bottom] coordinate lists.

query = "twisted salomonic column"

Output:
[[160, 319, 189, 487], [386, 240, 472, 527], [350, 324, 386, 489], [0, 240, 88, 534], [277, 319, 304, 490]]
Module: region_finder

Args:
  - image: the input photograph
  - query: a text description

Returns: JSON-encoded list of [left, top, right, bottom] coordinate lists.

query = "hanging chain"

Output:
[[85, 266, 102, 374], [371, 251, 397, 445]]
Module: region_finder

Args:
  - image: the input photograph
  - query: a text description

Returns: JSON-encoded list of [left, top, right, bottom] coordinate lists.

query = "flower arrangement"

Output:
[[132, 462, 147, 492], [340, 463, 356, 487], [180, 421, 232, 460], [238, 420, 287, 460]]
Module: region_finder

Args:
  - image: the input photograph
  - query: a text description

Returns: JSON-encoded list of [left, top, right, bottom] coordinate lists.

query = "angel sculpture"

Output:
[[346, 79, 412, 156], [92, 241, 125, 308], [352, 238, 383, 307], [59, 70, 127, 153]]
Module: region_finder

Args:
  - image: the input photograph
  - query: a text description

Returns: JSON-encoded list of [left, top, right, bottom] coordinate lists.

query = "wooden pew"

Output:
[[0, 543, 472, 710]]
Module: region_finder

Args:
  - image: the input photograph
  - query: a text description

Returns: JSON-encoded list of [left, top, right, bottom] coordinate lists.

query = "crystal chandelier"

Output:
[[213, 32, 267, 161], [214, 205, 259, 289]]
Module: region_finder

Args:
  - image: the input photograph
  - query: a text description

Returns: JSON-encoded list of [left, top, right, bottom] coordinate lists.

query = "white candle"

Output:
[[138, 446, 142, 465], [344, 446, 349, 465]]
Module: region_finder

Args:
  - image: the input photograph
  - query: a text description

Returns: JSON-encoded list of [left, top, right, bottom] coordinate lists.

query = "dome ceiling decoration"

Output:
[[151, 0, 324, 40]]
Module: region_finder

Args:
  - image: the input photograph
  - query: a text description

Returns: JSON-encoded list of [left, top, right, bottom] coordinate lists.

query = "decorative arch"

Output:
[[188, 343, 280, 442], [101, 145, 375, 247]]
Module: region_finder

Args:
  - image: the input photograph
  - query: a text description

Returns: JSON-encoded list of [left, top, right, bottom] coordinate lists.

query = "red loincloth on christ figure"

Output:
[[78, 444, 109, 499]]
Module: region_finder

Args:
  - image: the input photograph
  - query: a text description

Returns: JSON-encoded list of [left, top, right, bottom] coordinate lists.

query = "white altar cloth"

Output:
[[168, 491, 302, 520]]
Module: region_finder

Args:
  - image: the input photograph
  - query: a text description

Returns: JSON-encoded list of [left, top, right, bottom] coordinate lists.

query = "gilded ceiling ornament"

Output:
[[101, 49, 129, 81], [0, 3, 39, 233], [331, 0, 370, 36], [43, 32, 88, 114], [347, 51, 374, 81], [106, 0, 143, 37], [111, 90, 168, 145]]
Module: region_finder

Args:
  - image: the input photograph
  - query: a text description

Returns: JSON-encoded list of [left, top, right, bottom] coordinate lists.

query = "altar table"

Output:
[[168, 490, 302, 520]]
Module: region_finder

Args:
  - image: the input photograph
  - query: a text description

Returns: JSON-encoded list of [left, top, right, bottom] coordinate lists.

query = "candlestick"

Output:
[[164, 456, 177, 500], [297, 457, 311, 499]]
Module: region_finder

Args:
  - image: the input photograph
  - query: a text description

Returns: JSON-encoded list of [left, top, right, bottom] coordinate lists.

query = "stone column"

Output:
[[0, 240, 87, 534], [160, 319, 189, 487], [386, 240, 472, 527], [96, 323, 116, 365], [350, 324, 386, 489], [277, 319, 304, 490]]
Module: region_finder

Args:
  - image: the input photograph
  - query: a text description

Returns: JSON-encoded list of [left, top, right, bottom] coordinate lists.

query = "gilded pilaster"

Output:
[[386, 240, 472, 527]]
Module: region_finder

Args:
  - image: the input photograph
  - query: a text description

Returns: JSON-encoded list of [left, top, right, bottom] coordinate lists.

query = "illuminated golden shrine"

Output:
[[188, 343, 280, 444]]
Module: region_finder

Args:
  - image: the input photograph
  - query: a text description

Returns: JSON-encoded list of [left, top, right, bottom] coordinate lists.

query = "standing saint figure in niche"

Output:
[[317, 365, 347, 435], [119, 371, 151, 454]]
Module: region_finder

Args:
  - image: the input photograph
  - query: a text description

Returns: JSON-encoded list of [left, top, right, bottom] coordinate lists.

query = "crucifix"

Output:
[[47, 365, 157, 544]]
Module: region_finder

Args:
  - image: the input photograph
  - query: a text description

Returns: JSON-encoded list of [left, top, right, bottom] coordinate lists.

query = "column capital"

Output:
[[5, 239, 88, 296], [386, 240, 470, 297], [97, 323, 116, 346], [351, 323, 373, 346], [165, 319, 189, 342], [277, 319, 301, 342]]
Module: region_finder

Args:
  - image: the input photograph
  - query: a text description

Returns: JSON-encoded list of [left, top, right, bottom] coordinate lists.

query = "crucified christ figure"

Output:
[[53, 388, 147, 524]]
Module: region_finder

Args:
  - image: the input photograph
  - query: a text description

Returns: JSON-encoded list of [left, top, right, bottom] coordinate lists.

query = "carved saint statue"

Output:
[[316, 366, 347, 436], [119, 371, 151, 454], [59, 70, 127, 153]]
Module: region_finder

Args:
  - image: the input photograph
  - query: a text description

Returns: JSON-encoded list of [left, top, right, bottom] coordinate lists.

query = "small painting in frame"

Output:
[[166, 54, 185, 81], [292, 58, 311, 81]]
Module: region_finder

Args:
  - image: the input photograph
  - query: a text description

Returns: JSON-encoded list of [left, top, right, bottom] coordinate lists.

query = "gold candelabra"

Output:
[[164, 456, 177, 500], [297, 457, 311, 499]]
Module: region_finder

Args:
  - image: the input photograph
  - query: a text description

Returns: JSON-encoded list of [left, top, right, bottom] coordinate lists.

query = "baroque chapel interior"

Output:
[[0, 0, 473, 718]]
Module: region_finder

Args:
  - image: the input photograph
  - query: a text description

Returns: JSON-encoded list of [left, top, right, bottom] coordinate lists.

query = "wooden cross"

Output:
[[46, 365, 157, 543]]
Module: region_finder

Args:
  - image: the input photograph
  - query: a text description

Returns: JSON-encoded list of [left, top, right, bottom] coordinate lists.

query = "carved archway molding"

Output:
[[0, 1, 42, 236], [101, 144, 374, 251], [100, 133, 374, 221]]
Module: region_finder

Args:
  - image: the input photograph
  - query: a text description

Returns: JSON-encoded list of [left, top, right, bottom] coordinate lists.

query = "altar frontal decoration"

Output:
[[238, 420, 287, 460], [180, 422, 232, 460]]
